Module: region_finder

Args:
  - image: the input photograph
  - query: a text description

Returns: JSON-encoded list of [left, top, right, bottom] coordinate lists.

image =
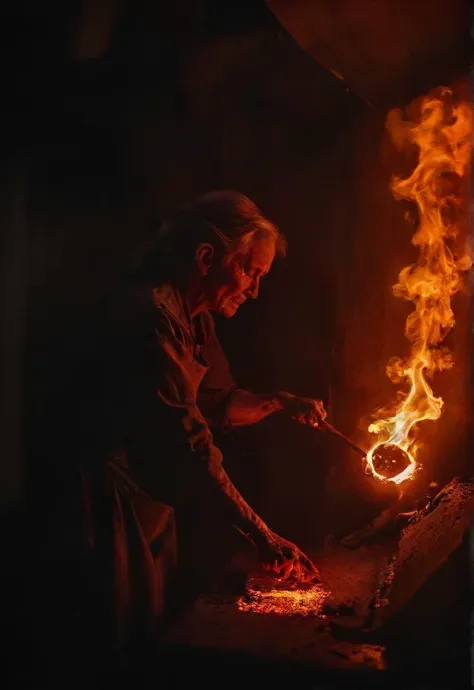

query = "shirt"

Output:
[[104, 282, 269, 544]]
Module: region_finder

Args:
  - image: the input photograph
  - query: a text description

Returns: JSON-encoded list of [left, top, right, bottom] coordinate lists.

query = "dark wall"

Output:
[[1, 1, 83, 510], [15, 3, 361, 542]]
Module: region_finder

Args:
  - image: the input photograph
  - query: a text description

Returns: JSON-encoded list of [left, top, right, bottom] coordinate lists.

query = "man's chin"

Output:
[[221, 301, 240, 318]]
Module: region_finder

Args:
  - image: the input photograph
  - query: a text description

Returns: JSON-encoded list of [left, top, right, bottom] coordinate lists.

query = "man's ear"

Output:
[[196, 242, 215, 276]]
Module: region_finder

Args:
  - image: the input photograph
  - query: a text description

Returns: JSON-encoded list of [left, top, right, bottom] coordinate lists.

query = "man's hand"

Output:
[[256, 530, 321, 584], [278, 392, 327, 429]]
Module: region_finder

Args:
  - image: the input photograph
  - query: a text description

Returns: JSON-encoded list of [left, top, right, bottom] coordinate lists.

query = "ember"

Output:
[[237, 576, 330, 617], [364, 88, 471, 485]]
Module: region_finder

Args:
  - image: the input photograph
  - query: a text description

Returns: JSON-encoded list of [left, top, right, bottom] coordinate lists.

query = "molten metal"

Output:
[[370, 444, 412, 479]]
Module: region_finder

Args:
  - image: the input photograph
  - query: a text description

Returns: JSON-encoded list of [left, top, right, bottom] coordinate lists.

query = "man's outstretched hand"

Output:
[[256, 529, 321, 584], [278, 392, 327, 429]]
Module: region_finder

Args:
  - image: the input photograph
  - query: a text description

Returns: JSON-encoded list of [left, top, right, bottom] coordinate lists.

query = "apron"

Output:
[[78, 454, 177, 661], [79, 333, 209, 654]]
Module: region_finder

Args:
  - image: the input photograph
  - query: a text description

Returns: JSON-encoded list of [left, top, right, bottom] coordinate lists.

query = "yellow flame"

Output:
[[365, 88, 472, 485]]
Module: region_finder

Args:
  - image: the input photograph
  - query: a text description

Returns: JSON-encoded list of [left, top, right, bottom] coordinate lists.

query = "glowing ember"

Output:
[[365, 88, 472, 485], [237, 578, 330, 616]]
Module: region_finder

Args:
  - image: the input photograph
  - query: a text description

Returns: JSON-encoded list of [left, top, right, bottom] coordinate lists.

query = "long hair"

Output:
[[132, 190, 286, 284]]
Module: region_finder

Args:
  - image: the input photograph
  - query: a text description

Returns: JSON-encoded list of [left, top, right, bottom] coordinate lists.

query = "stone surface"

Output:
[[161, 541, 392, 673], [369, 477, 474, 629], [161, 477, 473, 683]]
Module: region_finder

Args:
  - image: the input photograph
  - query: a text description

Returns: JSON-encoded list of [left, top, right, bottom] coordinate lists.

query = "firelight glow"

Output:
[[237, 578, 329, 616], [365, 88, 472, 485]]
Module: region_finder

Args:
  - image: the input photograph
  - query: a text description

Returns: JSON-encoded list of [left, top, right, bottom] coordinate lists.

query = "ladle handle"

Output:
[[320, 419, 367, 459]]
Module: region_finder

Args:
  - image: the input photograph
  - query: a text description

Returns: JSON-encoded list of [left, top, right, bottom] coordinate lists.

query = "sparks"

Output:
[[237, 579, 330, 616]]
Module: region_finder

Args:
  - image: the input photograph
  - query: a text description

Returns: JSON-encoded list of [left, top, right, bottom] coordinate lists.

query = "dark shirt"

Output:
[[198, 313, 237, 430], [96, 282, 268, 542]]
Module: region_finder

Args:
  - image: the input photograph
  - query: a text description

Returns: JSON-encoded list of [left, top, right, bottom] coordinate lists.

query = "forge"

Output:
[[160, 477, 473, 685]]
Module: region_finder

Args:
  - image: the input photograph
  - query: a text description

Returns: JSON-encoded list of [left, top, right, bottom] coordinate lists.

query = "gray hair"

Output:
[[137, 190, 286, 282]]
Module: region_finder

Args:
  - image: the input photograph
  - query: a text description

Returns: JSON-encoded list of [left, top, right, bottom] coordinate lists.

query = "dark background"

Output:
[[0, 2, 471, 687], [0, 0, 470, 542]]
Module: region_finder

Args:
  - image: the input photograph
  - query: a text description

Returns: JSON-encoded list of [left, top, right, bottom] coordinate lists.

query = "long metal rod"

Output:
[[320, 419, 368, 459]]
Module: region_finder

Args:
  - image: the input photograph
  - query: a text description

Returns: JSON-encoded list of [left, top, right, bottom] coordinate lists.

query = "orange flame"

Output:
[[365, 88, 472, 485]]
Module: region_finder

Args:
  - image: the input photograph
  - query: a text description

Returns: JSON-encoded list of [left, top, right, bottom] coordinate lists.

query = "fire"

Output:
[[365, 88, 472, 485]]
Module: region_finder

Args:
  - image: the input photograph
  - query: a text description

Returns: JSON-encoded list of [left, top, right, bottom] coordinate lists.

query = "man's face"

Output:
[[208, 237, 275, 318]]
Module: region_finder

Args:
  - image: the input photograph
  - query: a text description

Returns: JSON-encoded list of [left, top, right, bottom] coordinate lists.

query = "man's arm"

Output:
[[222, 389, 284, 426], [198, 314, 326, 431], [223, 389, 327, 428], [138, 309, 272, 546], [134, 310, 321, 583]]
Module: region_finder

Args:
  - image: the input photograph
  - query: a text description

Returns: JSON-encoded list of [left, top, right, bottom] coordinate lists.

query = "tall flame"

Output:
[[365, 88, 472, 485]]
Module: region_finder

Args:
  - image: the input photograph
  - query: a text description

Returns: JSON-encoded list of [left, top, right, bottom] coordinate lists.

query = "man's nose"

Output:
[[247, 278, 259, 299]]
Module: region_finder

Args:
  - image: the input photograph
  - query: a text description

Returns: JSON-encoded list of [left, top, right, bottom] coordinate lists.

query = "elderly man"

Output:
[[38, 190, 327, 661]]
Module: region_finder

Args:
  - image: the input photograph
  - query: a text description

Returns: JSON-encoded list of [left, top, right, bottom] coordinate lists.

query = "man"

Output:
[[36, 190, 327, 662]]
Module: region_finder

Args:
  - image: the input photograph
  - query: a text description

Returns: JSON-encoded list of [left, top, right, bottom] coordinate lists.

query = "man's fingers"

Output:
[[271, 557, 321, 586], [308, 563, 322, 583], [308, 566, 321, 583], [280, 560, 294, 581], [316, 401, 327, 418], [273, 560, 283, 574], [313, 401, 327, 425]]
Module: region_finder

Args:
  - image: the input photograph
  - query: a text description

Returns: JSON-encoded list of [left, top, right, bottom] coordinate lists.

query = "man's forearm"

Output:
[[208, 459, 271, 545], [224, 389, 285, 427]]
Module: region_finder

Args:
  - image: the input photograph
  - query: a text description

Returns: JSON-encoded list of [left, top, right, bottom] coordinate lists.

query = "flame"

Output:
[[365, 88, 472, 485]]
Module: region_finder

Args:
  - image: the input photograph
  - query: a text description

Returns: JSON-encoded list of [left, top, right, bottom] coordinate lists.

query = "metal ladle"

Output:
[[319, 419, 367, 458], [319, 419, 412, 478]]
